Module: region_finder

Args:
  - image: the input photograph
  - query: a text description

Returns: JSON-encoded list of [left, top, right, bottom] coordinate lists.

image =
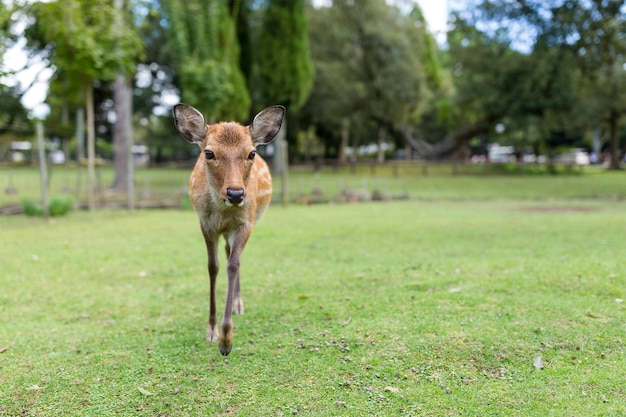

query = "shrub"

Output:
[[22, 198, 43, 216], [22, 196, 74, 217], [48, 196, 74, 216]]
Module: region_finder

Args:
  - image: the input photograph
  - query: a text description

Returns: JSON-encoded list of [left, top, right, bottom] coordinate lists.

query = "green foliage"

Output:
[[257, 0, 314, 110], [0, 2, 10, 71], [27, 0, 144, 84], [21, 196, 74, 217], [21, 197, 43, 216], [304, 0, 434, 154], [48, 196, 74, 216], [446, 0, 626, 164], [408, 5, 444, 92], [0, 84, 30, 136], [161, 0, 250, 121]]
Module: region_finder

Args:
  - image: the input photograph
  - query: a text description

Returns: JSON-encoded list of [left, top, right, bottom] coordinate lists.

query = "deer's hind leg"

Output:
[[202, 225, 219, 342]]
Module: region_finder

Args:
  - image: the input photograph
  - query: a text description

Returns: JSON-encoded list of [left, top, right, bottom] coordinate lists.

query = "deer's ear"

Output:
[[250, 105, 285, 145], [173, 104, 208, 144]]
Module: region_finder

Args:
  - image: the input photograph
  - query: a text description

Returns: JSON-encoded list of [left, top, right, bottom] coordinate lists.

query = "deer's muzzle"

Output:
[[226, 188, 245, 206]]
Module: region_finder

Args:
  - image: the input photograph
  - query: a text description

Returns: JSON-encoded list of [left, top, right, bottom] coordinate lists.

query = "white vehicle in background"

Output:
[[488, 144, 515, 163], [556, 148, 590, 166]]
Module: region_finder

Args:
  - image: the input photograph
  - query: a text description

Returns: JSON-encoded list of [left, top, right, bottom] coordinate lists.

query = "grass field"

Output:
[[1, 168, 625, 416]]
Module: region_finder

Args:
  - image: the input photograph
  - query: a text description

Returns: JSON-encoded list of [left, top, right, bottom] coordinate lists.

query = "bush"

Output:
[[22, 196, 74, 217], [48, 196, 74, 216], [22, 198, 43, 216]]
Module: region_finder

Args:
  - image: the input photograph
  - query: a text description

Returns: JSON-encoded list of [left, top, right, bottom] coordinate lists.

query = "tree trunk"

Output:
[[607, 111, 622, 170], [111, 73, 135, 210], [86, 82, 96, 211], [112, 74, 129, 190], [403, 117, 496, 160], [76, 108, 85, 162], [36, 122, 49, 221], [376, 126, 385, 164], [338, 118, 349, 165]]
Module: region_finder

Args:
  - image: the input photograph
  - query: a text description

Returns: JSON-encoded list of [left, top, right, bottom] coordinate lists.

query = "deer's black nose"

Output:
[[226, 188, 245, 205]]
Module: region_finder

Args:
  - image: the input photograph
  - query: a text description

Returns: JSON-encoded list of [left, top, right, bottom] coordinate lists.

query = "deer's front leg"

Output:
[[202, 227, 219, 343], [219, 228, 251, 356], [233, 270, 244, 315], [225, 240, 244, 315]]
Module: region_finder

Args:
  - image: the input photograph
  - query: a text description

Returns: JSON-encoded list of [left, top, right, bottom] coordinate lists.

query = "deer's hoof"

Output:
[[232, 296, 244, 315], [206, 325, 219, 342], [219, 343, 232, 356]]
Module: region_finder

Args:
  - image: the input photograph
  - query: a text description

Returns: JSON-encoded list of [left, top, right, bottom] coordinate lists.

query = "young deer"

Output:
[[173, 103, 285, 356]]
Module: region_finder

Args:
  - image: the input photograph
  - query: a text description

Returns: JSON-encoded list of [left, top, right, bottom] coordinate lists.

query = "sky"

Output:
[[416, 0, 448, 42], [2, 0, 448, 117]]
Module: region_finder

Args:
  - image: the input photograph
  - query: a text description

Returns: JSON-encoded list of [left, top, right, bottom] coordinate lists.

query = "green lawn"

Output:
[[1, 181, 625, 415]]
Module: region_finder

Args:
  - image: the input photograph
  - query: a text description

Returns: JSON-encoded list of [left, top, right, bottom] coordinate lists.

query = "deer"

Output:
[[173, 103, 285, 356]]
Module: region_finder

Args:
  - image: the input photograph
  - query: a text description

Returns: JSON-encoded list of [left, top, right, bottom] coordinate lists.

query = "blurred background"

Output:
[[0, 0, 625, 213]]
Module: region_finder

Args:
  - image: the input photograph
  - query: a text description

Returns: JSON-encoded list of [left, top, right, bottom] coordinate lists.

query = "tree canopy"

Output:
[[161, 0, 250, 121], [2, 0, 625, 169]]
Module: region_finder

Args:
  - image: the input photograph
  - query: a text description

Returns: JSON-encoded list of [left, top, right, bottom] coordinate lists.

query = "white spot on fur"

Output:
[[228, 231, 236, 247], [257, 188, 272, 197]]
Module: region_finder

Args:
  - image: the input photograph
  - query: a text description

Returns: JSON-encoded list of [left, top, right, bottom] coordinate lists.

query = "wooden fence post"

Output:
[[36, 121, 49, 221]]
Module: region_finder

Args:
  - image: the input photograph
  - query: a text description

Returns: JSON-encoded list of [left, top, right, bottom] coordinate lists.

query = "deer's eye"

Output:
[[247, 151, 256, 161], [204, 150, 216, 160]]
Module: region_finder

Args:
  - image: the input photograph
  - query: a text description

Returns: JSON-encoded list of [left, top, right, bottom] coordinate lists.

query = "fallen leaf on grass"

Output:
[[533, 357, 545, 370], [137, 387, 153, 396], [0, 346, 8, 354], [384, 386, 400, 393], [586, 310, 603, 319], [340, 317, 352, 327], [27, 384, 42, 391]]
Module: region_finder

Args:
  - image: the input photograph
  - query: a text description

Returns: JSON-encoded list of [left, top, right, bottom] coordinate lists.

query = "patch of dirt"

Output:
[[518, 205, 600, 213]]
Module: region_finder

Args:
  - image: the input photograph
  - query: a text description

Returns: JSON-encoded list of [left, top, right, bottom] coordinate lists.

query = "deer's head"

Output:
[[174, 104, 285, 207]]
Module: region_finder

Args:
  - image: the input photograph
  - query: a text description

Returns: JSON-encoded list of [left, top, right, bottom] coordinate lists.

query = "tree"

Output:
[[0, 3, 31, 138], [419, 0, 626, 166], [132, 1, 187, 163], [568, 0, 626, 169], [404, 0, 584, 160], [304, 0, 433, 161], [160, 0, 250, 122], [0, 2, 11, 73], [111, 0, 139, 196], [258, 0, 313, 111], [27, 0, 142, 209], [257, 0, 314, 156]]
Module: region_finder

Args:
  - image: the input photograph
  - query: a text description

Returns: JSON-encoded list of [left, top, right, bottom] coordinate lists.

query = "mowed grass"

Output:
[[1, 178, 626, 415]]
